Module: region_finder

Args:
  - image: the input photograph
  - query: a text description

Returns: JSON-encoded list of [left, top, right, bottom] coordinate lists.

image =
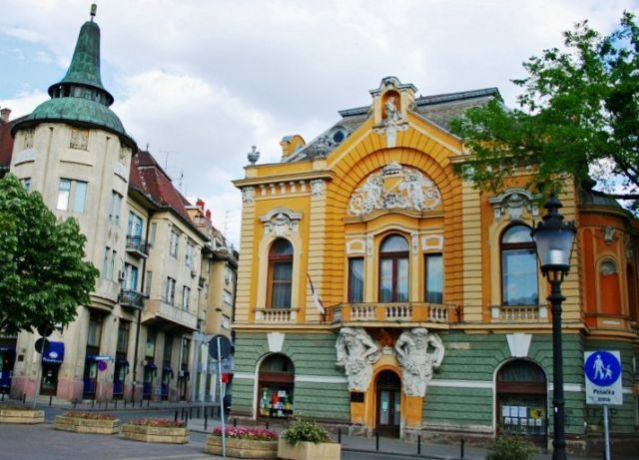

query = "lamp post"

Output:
[[531, 195, 576, 460]]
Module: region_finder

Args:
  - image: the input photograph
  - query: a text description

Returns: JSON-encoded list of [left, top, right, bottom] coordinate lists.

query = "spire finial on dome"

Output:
[[90, 4, 97, 22]]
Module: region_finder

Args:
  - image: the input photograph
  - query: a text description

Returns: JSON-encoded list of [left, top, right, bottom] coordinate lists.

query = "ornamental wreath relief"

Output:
[[348, 162, 441, 216]]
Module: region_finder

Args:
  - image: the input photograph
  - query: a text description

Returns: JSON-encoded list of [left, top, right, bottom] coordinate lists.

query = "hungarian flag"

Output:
[[307, 274, 325, 314]]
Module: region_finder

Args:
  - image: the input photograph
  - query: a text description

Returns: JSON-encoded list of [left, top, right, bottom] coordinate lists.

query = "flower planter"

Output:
[[121, 423, 189, 444], [54, 414, 120, 434], [0, 407, 44, 424], [205, 435, 278, 459], [277, 438, 341, 460]]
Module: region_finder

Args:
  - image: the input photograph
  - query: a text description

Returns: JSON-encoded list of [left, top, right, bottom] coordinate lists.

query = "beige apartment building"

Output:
[[0, 9, 236, 403]]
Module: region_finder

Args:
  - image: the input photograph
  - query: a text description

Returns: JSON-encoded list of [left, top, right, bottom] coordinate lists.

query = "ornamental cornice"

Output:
[[233, 170, 333, 189]]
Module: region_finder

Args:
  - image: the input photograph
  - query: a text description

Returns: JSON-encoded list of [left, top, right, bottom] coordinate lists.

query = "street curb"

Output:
[[341, 447, 464, 460]]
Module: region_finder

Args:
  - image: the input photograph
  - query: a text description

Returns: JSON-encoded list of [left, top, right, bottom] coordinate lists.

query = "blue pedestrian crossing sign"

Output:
[[584, 350, 622, 405]]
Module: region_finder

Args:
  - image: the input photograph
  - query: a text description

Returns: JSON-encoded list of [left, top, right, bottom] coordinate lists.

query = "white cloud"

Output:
[[1, 0, 637, 246]]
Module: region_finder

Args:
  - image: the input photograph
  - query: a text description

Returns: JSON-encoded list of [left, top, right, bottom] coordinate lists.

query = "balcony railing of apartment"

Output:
[[490, 305, 548, 322], [327, 302, 460, 324], [144, 299, 198, 330], [254, 308, 299, 324], [125, 235, 149, 258], [118, 289, 145, 310]]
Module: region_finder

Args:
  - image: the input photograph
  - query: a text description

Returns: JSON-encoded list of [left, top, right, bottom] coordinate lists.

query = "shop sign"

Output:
[[584, 350, 622, 406]]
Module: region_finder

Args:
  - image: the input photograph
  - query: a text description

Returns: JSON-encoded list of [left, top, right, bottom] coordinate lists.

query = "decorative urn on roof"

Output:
[[247, 145, 260, 165]]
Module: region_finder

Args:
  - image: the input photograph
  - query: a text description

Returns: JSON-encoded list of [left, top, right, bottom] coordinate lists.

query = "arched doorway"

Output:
[[257, 354, 294, 419], [376, 370, 401, 437], [496, 360, 547, 442]]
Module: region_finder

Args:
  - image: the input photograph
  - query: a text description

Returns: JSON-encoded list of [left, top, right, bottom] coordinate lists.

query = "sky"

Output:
[[1, 0, 637, 247]]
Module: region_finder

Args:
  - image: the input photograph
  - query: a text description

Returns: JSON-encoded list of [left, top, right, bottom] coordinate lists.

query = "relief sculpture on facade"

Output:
[[348, 162, 441, 216], [395, 328, 445, 397], [336, 327, 381, 392]]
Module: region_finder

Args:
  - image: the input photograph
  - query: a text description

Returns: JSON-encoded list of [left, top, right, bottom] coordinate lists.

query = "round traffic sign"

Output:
[[584, 350, 621, 387], [97, 360, 108, 372], [208, 335, 233, 360], [34, 338, 49, 354]]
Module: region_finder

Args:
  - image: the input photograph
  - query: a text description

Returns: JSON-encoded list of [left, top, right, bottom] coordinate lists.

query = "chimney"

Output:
[[0, 108, 11, 124], [205, 209, 211, 221], [196, 198, 205, 210]]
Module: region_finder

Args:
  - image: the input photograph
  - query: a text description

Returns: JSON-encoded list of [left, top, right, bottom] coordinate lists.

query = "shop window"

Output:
[[379, 235, 409, 303], [348, 258, 364, 303], [501, 225, 538, 306], [425, 254, 443, 304], [268, 239, 293, 309], [599, 259, 621, 315], [496, 360, 547, 439], [145, 331, 156, 359], [258, 354, 294, 419]]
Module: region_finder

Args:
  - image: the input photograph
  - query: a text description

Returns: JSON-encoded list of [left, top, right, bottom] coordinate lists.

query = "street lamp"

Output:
[[531, 195, 576, 460]]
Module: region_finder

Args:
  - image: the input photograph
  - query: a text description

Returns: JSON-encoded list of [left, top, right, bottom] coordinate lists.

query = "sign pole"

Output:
[[32, 344, 44, 409], [603, 405, 611, 460], [217, 336, 226, 458]]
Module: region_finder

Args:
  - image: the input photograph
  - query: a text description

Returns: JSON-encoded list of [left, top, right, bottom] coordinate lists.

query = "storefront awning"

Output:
[[43, 342, 64, 364], [116, 358, 129, 366]]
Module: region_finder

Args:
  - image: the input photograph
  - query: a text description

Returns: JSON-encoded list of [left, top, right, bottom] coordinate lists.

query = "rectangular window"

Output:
[[149, 222, 157, 246], [181, 338, 190, 367], [110, 250, 117, 281], [127, 211, 144, 238], [425, 254, 443, 304], [163, 335, 173, 364], [57, 179, 71, 210], [87, 313, 102, 348], [102, 246, 110, 279], [169, 230, 179, 258], [348, 258, 364, 303], [182, 286, 191, 310], [145, 330, 156, 358], [185, 242, 194, 268], [73, 181, 87, 213], [116, 321, 130, 354], [124, 263, 139, 291], [20, 177, 31, 191], [223, 290, 233, 306], [221, 315, 231, 329], [109, 191, 122, 224], [165, 277, 176, 305], [144, 271, 153, 297]]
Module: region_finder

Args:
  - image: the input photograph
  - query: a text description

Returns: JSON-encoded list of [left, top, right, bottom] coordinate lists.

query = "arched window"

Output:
[[268, 239, 293, 309], [258, 354, 295, 418], [599, 259, 621, 315], [501, 225, 538, 306], [379, 235, 409, 303]]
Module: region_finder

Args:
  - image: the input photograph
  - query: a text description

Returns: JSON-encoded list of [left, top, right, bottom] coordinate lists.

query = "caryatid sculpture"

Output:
[[336, 328, 381, 392], [395, 328, 445, 397]]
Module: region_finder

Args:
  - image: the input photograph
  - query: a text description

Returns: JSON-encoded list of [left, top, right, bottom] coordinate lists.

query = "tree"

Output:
[[451, 12, 639, 207], [0, 174, 98, 335]]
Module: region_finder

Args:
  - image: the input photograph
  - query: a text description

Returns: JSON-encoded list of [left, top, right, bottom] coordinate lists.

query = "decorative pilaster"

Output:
[[306, 178, 327, 322], [236, 187, 256, 323]]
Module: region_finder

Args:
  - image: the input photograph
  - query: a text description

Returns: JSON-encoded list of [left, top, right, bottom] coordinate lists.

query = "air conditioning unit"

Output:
[[190, 269, 197, 278], [118, 271, 126, 281]]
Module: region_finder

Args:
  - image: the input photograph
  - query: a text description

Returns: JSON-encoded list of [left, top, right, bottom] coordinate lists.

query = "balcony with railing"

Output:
[[118, 289, 145, 310], [490, 305, 548, 322], [125, 235, 149, 258], [326, 302, 459, 326], [142, 299, 198, 330], [254, 308, 299, 324]]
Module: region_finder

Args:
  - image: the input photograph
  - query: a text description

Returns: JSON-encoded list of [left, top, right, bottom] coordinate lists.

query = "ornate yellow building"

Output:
[[231, 77, 639, 452]]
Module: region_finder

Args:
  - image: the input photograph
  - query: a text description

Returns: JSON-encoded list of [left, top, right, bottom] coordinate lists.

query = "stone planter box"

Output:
[[277, 438, 341, 460], [205, 435, 278, 458], [54, 415, 120, 434], [121, 423, 189, 444], [0, 408, 44, 424]]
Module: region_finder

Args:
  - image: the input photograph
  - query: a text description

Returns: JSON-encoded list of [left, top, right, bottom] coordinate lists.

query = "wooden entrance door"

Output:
[[376, 370, 401, 437]]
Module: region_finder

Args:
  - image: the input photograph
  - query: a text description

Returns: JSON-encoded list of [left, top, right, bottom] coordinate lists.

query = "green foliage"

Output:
[[0, 174, 98, 335], [282, 419, 331, 445], [486, 435, 538, 460], [451, 12, 639, 206]]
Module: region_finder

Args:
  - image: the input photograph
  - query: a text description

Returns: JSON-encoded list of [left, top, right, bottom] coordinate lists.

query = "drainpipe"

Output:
[[130, 210, 154, 403]]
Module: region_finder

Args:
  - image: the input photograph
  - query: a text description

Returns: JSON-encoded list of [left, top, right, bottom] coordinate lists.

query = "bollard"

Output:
[[91, 399, 95, 408], [418, 435, 421, 455], [197, 406, 200, 418], [185, 413, 189, 426], [105, 400, 108, 411], [204, 412, 208, 430], [114, 399, 117, 409], [174, 410, 178, 423], [338, 428, 342, 444], [124, 399, 127, 409], [72, 399, 77, 409], [460, 438, 465, 459], [147, 398, 150, 408], [233, 418, 237, 427], [375, 431, 380, 451], [189, 407, 193, 418], [22, 393, 26, 404], [49, 395, 53, 406], [181, 407, 185, 420], [1, 392, 4, 402], [265, 421, 269, 430]]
